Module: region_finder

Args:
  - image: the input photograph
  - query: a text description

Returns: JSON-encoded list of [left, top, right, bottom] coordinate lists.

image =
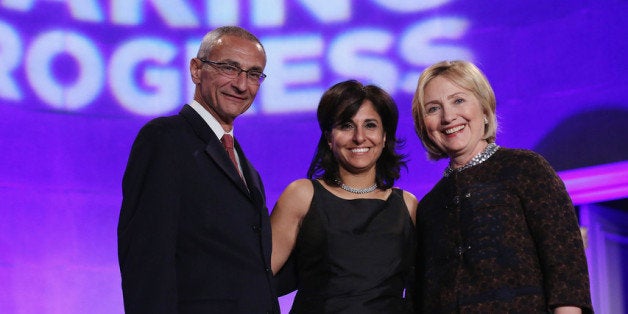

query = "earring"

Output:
[[483, 116, 489, 124]]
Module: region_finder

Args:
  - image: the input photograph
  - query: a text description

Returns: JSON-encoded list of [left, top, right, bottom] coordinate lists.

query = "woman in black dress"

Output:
[[271, 80, 417, 313]]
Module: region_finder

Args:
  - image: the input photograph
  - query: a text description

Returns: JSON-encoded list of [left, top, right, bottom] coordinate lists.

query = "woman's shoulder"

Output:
[[398, 189, 418, 223], [495, 147, 556, 175], [397, 188, 418, 202], [274, 179, 315, 217], [496, 147, 549, 164], [283, 178, 315, 196]]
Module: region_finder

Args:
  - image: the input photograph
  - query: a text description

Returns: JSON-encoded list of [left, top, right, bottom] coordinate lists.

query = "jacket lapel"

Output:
[[205, 141, 250, 195], [235, 140, 264, 204], [179, 105, 251, 197]]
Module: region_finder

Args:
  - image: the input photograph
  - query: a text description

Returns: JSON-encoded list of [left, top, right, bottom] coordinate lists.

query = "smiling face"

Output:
[[328, 100, 386, 175], [190, 35, 266, 131], [423, 75, 487, 166]]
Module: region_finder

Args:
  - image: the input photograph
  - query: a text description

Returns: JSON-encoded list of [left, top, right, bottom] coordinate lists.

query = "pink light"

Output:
[[559, 161, 628, 205]]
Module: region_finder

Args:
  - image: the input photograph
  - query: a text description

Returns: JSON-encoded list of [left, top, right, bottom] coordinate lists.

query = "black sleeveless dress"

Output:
[[290, 180, 415, 313]]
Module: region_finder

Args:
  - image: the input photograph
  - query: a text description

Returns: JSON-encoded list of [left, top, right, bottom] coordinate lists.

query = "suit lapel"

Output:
[[179, 105, 251, 197], [205, 141, 250, 195], [235, 140, 265, 205]]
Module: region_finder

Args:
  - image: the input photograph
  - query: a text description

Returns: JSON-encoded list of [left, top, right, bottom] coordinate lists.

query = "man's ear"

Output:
[[190, 58, 202, 84]]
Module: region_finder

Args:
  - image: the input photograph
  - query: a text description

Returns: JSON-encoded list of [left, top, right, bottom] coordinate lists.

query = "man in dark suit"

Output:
[[117, 26, 279, 313]]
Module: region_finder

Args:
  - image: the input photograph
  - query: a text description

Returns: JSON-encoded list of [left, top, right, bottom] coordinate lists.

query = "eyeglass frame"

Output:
[[198, 58, 267, 84]]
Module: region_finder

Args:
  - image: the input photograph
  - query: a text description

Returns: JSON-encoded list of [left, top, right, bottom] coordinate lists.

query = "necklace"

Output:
[[334, 178, 378, 194], [444, 142, 500, 177]]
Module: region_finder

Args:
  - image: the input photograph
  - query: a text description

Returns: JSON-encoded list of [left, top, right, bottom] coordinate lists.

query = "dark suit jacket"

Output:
[[118, 105, 279, 314]]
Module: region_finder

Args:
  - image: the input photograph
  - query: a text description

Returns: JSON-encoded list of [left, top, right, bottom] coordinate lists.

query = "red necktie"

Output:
[[221, 134, 248, 188], [221, 134, 239, 172]]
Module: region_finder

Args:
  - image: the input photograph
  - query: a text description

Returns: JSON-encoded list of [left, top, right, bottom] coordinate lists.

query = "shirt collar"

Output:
[[189, 100, 234, 139]]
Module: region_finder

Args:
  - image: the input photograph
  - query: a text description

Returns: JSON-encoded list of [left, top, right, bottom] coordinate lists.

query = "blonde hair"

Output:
[[411, 60, 497, 160]]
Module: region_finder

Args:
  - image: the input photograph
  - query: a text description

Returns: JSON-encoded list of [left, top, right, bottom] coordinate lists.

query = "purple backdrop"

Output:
[[1, 1, 627, 313]]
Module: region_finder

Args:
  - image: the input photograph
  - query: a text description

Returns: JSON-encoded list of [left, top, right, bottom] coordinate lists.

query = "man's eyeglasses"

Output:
[[199, 59, 267, 85]]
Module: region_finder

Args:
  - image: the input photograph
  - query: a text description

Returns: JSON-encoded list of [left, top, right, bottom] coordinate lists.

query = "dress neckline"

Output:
[[443, 143, 500, 177], [313, 179, 394, 202]]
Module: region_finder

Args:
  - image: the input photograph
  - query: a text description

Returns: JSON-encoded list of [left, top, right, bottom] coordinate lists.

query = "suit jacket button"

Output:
[[251, 225, 261, 233]]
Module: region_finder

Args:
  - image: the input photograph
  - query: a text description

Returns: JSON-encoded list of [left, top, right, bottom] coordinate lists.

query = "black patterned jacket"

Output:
[[415, 148, 593, 313]]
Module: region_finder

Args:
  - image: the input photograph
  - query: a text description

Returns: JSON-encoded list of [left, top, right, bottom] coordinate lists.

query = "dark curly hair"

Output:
[[306, 80, 406, 190]]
